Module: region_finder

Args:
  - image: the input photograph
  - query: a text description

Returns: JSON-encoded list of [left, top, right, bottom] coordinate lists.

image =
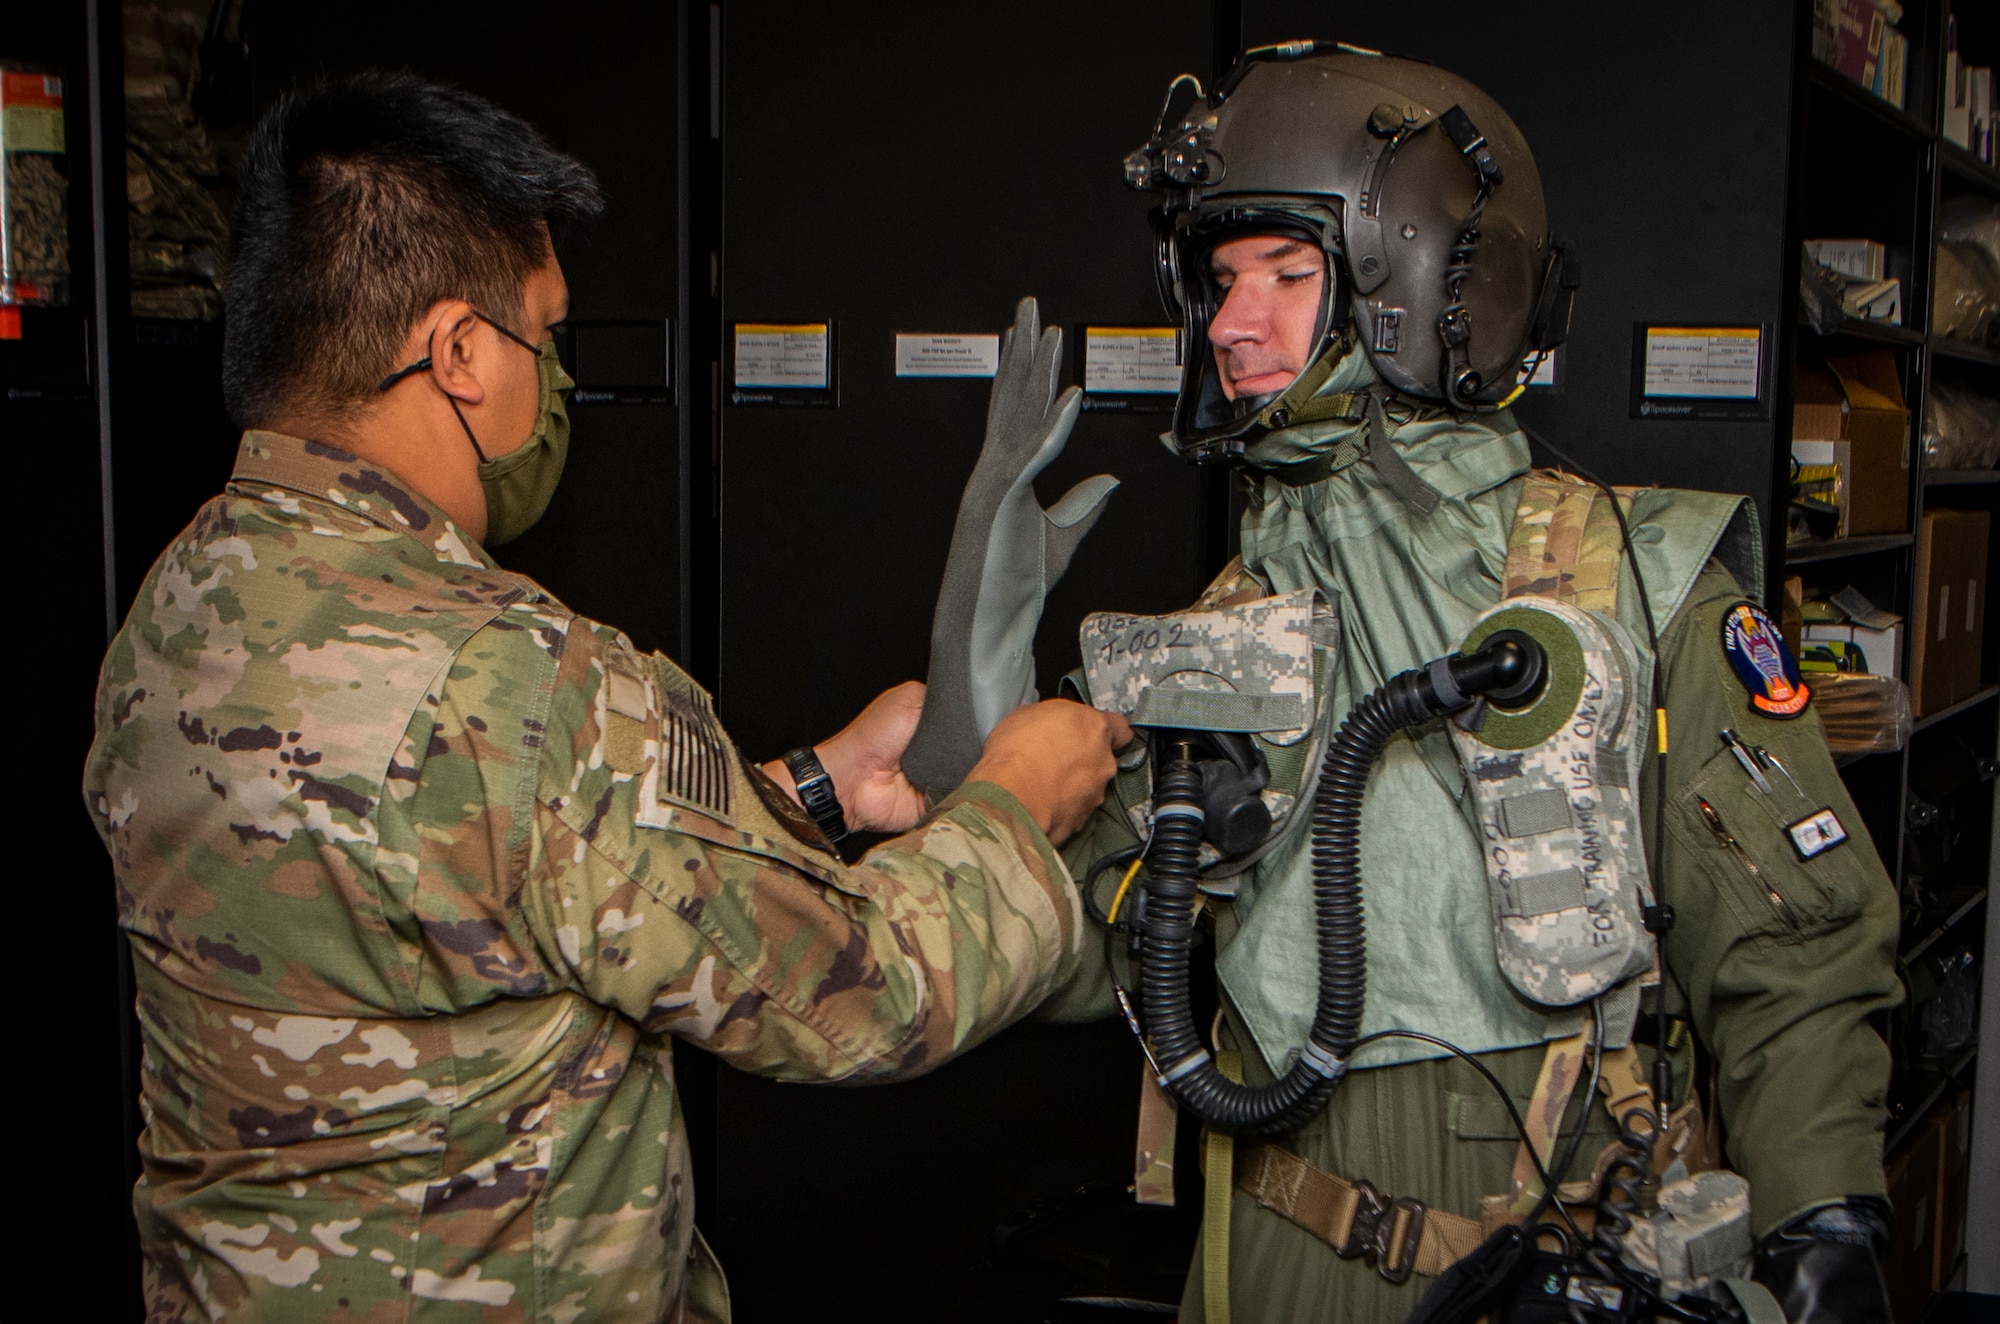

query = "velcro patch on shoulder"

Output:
[[657, 690, 732, 819], [603, 652, 733, 828]]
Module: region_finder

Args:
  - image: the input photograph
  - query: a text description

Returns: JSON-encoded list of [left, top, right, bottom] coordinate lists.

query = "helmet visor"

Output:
[[1163, 204, 1344, 459]]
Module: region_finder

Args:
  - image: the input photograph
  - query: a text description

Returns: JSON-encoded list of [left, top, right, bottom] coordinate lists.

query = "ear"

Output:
[[421, 300, 486, 405]]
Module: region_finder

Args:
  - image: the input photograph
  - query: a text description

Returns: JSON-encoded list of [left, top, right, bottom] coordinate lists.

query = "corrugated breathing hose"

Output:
[[1134, 635, 1543, 1136]]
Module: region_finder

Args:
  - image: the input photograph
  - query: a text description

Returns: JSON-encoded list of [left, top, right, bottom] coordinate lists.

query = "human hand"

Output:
[[810, 681, 932, 834], [965, 699, 1133, 845]]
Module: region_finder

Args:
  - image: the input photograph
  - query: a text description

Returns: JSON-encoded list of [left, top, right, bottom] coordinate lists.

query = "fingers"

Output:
[[966, 699, 1129, 846], [1023, 384, 1085, 480]]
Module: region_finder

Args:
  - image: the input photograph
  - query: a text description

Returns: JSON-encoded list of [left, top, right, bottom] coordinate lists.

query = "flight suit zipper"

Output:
[[1695, 796, 1789, 919]]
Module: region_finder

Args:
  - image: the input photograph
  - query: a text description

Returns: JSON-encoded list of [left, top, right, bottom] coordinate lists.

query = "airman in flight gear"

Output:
[[1038, 42, 1899, 1324]]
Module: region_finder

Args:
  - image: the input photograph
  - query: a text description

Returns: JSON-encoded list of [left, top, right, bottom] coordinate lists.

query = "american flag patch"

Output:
[[657, 691, 731, 819]]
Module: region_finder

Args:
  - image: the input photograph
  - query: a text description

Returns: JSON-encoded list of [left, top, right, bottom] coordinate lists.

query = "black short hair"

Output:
[[223, 71, 604, 428]]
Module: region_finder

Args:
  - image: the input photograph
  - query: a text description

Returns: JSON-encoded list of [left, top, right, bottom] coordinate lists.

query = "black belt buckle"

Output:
[[1374, 1196, 1428, 1285], [1336, 1179, 1389, 1261]]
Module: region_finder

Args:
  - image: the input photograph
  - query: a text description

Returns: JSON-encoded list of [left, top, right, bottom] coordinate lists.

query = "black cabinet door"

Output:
[[715, 3, 1215, 1317], [246, 1, 687, 658]]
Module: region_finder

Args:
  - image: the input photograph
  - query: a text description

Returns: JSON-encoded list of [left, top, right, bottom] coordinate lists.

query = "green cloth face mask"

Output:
[[375, 311, 576, 546], [473, 339, 574, 546]]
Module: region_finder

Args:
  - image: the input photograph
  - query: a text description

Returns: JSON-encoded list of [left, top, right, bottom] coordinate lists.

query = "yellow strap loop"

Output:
[[1203, 1050, 1243, 1324]]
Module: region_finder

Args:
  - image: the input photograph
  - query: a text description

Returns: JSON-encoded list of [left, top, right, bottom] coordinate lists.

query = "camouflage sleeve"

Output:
[[518, 618, 1084, 1081], [1032, 797, 1138, 1022], [1652, 565, 1901, 1234]]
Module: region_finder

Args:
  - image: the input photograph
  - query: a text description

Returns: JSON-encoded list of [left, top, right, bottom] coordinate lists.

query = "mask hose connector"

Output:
[[1131, 634, 1545, 1136]]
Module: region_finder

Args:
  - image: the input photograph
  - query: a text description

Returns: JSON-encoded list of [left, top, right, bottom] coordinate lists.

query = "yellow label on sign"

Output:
[[2, 105, 65, 154]]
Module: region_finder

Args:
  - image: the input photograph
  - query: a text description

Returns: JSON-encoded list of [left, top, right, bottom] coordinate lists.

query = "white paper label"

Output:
[[1526, 347, 1559, 387], [1085, 327, 1180, 393], [1643, 327, 1760, 398], [734, 324, 829, 389], [895, 333, 999, 378]]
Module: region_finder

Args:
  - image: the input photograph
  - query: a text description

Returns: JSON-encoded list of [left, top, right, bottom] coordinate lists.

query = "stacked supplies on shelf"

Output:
[[1806, 237, 1901, 324], [1802, 585, 1904, 680], [1944, 15, 1994, 163], [1789, 350, 1910, 542], [1811, 0, 1909, 109], [1924, 381, 2000, 471], [1932, 199, 1999, 350], [1802, 586, 1912, 755]]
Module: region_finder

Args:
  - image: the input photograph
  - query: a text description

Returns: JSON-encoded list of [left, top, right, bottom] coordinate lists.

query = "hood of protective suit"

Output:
[[1219, 351, 1570, 1073]]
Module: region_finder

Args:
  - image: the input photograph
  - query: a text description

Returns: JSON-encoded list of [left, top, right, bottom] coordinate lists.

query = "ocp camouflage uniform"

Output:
[[1048, 349, 1900, 1323], [84, 431, 1083, 1322]]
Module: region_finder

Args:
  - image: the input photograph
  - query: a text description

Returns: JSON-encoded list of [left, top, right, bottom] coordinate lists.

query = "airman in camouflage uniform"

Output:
[[84, 432, 1091, 1320], [84, 70, 1127, 1323]]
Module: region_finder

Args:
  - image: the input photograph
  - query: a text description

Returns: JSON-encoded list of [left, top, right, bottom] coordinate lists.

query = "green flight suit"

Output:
[[84, 432, 1083, 1323], [1049, 360, 1900, 1324]]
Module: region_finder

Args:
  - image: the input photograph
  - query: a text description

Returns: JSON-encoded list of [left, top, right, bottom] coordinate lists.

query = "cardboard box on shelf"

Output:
[[1945, 34, 1970, 147], [1884, 1116, 1942, 1324], [1790, 352, 1909, 537], [1806, 237, 1887, 280], [1910, 509, 1991, 716], [1843, 276, 1901, 323], [1973, 67, 1994, 164]]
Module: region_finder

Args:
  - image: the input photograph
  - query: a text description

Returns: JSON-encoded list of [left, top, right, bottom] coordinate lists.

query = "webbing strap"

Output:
[[1235, 1143, 1489, 1280], [1134, 1062, 1179, 1207], [1721, 1277, 1791, 1324], [1202, 1049, 1243, 1324], [1503, 469, 1631, 612], [1365, 392, 1444, 515], [1507, 1032, 1589, 1214]]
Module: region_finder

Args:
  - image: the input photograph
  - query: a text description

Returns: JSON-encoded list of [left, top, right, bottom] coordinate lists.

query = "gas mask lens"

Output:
[[1166, 214, 1342, 453]]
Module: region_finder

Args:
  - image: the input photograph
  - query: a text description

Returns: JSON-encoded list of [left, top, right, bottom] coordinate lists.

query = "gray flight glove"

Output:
[[902, 297, 1120, 793]]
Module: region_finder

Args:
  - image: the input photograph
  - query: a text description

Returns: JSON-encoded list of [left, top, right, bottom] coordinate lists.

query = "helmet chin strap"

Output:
[[1244, 326, 1356, 432], [1245, 325, 1445, 516]]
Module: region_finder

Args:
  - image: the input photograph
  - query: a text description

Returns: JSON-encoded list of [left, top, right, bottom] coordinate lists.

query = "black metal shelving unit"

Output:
[[1782, 2, 1997, 1312]]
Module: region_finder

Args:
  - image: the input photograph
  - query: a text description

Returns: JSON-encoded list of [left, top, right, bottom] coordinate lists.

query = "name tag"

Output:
[[1785, 808, 1847, 860]]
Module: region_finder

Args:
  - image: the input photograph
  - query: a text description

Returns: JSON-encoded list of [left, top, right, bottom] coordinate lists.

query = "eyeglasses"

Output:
[[376, 309, 542, 393]]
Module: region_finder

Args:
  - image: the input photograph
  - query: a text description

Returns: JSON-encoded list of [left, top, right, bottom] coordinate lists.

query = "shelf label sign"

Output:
[[734, 323, 829, 389], [1630, 323, 1768, 420], [1642, 326, 1761, 398], [894, 333, 1000, 378], [1085, 327, 1180, 394]]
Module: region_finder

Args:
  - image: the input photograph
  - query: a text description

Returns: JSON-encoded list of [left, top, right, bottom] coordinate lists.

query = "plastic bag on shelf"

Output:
[[1932, 199, 2000, 347], [1923, 380, 2000, 470], [1812, 672, 1913, 754]]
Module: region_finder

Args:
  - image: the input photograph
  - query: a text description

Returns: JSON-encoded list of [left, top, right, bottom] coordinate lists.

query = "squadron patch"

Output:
[[1720, 602, 1809, 719]]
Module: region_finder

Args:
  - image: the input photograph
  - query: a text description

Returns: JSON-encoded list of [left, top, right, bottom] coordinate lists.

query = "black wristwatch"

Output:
[[780, 747, 849, 844]]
